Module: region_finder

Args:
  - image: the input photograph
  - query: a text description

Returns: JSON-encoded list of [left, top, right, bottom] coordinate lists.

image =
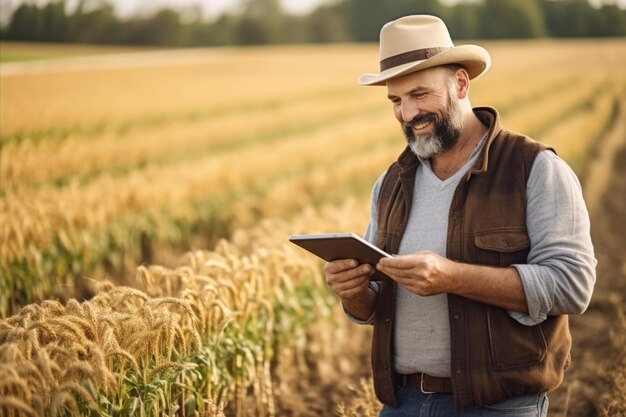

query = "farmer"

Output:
[[324, 15, 596, 416]]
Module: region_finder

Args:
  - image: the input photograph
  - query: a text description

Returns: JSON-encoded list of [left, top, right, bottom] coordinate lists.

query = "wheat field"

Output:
[[1, 39, 626, 416]]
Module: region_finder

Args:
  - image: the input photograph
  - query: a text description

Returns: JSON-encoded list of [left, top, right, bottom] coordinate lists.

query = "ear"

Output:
[[454, 67, 470, 99]]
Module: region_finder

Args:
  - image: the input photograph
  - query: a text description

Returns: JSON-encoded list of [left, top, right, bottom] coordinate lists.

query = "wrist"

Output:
[[341, 286, 377, 320], [446, 259, 464, 293]]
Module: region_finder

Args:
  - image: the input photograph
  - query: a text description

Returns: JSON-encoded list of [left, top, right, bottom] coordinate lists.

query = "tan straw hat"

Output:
[[359, 15, 491, 86]]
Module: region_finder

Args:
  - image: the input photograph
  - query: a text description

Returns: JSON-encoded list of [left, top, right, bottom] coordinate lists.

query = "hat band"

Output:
[[380, 47, 452, 72]]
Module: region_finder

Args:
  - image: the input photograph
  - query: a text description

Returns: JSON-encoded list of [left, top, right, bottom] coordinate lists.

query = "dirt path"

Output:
[[549, 100, 626, 416]]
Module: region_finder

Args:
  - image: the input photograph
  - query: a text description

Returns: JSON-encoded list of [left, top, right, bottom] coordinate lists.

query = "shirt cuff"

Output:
[[509, 264, 550, 325], [507, 309, 546, 326]]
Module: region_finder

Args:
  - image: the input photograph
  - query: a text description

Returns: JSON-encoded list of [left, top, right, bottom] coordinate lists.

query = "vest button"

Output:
[[455, 369, 462, 375], [453, 314, 460, 320]]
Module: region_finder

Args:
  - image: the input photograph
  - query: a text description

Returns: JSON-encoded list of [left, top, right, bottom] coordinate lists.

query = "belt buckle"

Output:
[[420, 373, 436, 394]]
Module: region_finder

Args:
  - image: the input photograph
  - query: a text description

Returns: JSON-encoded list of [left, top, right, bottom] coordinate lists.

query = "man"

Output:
[[325, 15, 596, 416]]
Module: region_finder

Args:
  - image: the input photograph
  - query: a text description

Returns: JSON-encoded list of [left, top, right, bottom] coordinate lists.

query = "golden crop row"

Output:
[[0, 196, 372, 417], [0, 71, 576, 191], [1, 75, 614, 261], [541, 86, 625, 173], [1, 40, 625, 318], [0, 42, 623, 185], [1, 89, 385, 189], [3, 40, 622, 138], [0, 107, 397, 259], [0, 70, 568, 191], [0, 110, 400, 316]]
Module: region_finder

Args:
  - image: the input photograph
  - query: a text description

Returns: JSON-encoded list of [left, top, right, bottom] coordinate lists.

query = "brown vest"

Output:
[[372, 107, 571, 411]]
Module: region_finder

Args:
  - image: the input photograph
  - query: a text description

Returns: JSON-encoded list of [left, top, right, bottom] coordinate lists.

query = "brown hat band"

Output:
[[380, 47, 452, 72]]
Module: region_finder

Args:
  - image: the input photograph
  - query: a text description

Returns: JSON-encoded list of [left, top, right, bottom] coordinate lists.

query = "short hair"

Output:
[[441, 64, 465, 76]]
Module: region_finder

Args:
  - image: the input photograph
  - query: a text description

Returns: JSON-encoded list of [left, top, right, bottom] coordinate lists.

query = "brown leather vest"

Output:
[[372, 107, 571, 411]]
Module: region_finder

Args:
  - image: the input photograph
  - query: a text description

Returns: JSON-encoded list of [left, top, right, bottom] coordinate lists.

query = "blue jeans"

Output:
[[379, 386, 549, 417]]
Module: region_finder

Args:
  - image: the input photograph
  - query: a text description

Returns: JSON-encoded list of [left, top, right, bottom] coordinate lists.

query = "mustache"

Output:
[[402, 113, 437, 136], [403, 113, 437, 129]]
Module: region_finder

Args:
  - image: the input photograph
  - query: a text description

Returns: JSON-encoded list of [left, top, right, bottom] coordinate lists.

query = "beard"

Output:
[[402, 89, 463, 159]]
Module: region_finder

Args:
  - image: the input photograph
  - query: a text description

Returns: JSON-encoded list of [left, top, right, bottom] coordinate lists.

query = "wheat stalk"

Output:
[[0, 396, 38, 417]]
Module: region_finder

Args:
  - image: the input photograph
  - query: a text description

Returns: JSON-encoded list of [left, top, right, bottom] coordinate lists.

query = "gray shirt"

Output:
[[351, 145, 597, 377]]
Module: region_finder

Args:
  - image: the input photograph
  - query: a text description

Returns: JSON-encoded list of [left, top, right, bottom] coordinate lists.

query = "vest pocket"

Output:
[[473, 227, 530, 267], [487, 307, 547, 370]]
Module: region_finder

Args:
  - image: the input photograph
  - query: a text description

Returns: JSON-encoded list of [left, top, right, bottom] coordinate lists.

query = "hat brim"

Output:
[[359, 44, 491, 86]]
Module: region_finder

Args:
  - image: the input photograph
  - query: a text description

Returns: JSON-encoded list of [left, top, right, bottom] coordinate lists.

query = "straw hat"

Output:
[[359, 15, 491, 86]]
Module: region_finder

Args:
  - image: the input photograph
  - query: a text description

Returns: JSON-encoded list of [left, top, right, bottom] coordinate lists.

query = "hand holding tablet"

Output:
[[288, 233, 392, 281]]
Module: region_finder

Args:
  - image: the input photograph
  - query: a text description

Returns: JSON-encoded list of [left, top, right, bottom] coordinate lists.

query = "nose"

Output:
[[399, 102, 420, 123]]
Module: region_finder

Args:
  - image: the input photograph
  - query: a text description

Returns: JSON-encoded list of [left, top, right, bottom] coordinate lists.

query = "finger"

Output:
[[332, 273, 369, 291], [376, 263, 414, 279], [377, 262, 425, 283], [324, 259, 358, 274], [377, 255, 416, 270], [332, 275, 371, 298], [328, 264, 374, 284], [337, 281, 371, 299]]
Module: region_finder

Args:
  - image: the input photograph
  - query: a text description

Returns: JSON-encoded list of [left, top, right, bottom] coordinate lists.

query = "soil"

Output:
[[547, 143, 626, 416], [272, 115, 626, 416]]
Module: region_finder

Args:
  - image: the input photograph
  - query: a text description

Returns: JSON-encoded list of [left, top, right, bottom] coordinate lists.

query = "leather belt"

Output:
[[403, 373, 453, 394]]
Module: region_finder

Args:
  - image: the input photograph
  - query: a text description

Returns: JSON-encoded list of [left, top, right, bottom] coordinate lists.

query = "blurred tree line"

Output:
[[1, 0, 625, 46]]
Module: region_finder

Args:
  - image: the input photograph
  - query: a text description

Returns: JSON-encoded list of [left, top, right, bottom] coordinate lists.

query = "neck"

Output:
[[430, 112, 487, 180]]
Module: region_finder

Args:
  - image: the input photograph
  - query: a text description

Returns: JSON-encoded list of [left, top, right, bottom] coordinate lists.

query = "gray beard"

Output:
[[403, 91, 464, 159], [409, 135, 444, 159]]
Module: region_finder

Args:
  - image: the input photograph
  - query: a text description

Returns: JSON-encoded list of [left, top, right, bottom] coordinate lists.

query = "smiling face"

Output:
[[386, 66, 464, 158]]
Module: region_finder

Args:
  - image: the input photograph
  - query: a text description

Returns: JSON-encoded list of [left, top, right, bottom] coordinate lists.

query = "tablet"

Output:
[[288, 232, 392, 281]]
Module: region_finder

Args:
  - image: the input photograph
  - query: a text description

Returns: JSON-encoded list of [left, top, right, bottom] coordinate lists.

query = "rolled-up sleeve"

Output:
[[510, 150, 597, 325]]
